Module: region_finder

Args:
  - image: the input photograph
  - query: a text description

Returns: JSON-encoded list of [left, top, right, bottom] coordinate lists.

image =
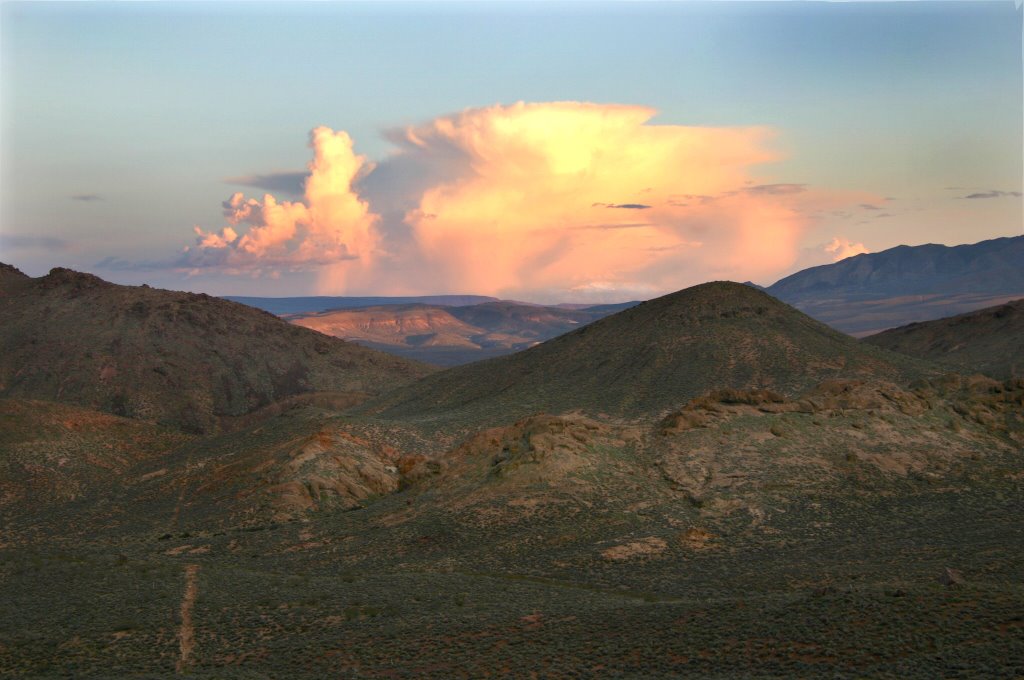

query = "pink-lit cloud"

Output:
[[185, 102, 881, 299], [185, 127, 377, 286], [825, 237, 870, 262]]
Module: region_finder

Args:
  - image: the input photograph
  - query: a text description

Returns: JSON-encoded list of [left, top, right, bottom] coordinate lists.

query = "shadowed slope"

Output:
[[863, 299, 1024, 379], [362, 282, 936, 426], [0, 265, 433, 432]]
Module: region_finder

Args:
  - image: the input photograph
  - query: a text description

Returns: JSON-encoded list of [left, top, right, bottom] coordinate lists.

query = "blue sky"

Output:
[[1, 1, 1021, 299]]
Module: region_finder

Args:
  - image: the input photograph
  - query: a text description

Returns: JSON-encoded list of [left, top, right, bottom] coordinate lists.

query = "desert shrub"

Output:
[[107, 391, 130, 417], [708, 388, 787, 405]]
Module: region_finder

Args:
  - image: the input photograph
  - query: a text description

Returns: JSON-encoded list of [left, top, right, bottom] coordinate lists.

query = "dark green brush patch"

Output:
[[2, 481, 1022, 678]]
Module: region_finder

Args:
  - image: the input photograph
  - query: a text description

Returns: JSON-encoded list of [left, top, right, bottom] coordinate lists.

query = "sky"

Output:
[[1, 1, 1021, 302]]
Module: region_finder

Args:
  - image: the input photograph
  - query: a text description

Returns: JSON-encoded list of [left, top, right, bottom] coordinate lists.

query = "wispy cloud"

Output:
[[960, 190, 1022, 199], [0, 234, 69, 250], [744, 183, 806, 196], [224, 172, 307, 196], [70, 194, 102, 202], [95, 256, 167, 271], [605, 203, 651, 210], [572, 222, 655, 231]]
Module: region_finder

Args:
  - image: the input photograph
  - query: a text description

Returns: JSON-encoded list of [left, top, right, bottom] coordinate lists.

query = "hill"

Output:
[[362, 281, 936, 426], [0, 264, 432, 432], [291, 300, 630, 366], [863, 298, 1024, 379], [767, 235, 1024, 336]]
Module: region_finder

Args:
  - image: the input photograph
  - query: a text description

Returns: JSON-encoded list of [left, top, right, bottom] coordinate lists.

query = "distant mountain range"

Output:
[[228, 235, 1023, 362], [766, 235, 1024, 336], [291, 300, 639, 366]]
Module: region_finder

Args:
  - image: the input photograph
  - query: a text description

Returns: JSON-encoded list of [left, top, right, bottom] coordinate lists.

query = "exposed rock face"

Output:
[[263, 427, 403, 518], [0, 263, 29, 283], [938, 568, 966, 587], [112, 407, 430, 529], [293, 305, 486, 349], [290, 300, 635, 366], [446, 414, 625, 485], [0, 265, 433, 432], [653, 377, 1024, 515], [601, 537, 668, 561]]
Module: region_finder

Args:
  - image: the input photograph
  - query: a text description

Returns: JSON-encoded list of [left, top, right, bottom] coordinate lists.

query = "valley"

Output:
[[1, 264, 1022, 677]]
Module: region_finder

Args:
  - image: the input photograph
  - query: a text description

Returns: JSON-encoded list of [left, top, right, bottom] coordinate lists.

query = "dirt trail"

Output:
[[175, 563, 200, 674], [167, 450, 194, 530]]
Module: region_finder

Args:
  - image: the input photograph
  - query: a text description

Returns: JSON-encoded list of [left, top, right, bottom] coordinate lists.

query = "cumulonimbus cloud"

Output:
[[185, 102, 879, 299], [185, 127, 378, 287]]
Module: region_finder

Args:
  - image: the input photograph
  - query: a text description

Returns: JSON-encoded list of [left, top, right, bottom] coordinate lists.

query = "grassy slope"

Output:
[[0, 266, 432, 432], [363, 282, 937, 428], [864, 298, 1024, 379]]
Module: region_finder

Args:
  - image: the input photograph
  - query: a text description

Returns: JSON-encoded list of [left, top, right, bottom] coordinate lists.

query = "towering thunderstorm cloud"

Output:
[[189, 127, 378, 287], [186, 102, 878, 299]]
